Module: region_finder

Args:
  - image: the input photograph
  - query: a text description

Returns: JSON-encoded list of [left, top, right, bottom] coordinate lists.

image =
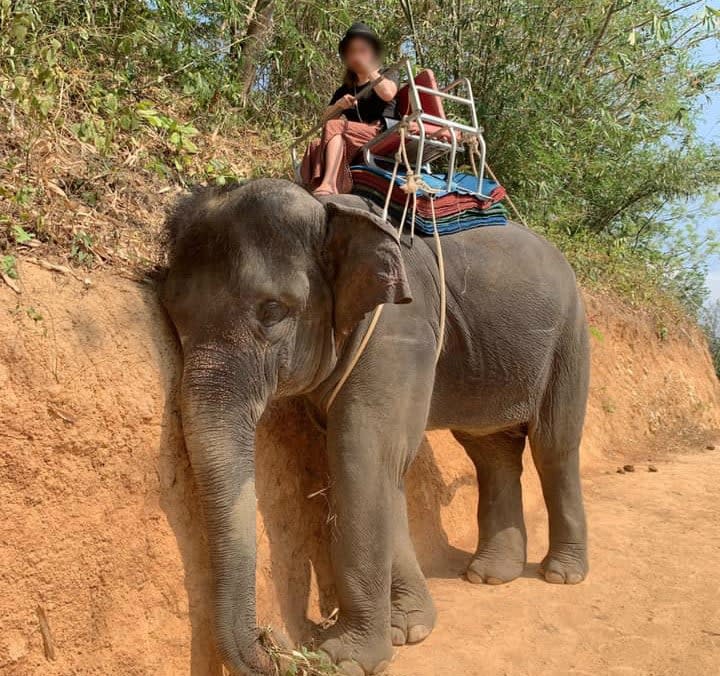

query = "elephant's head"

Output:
[[160, 179, 411, 674]]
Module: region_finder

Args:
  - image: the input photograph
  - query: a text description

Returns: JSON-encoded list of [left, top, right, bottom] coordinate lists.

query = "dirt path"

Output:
[[3, 268, 720, 675], [391, 449, 720, 676]]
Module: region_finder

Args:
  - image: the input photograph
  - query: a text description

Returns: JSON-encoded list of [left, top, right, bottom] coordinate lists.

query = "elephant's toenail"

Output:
[[566, 572, 584, 584], [465, 568, 483, 584], [338, 660, 365, 676], [390, 627, 407, 646], [485, 576, 505, 585], [407, 624, 430, 644], [372, 659, 391, 674], [545, 570, 565, 584]]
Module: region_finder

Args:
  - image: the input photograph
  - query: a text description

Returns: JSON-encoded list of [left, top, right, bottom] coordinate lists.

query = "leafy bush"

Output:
[[0, 0, 718, 319]]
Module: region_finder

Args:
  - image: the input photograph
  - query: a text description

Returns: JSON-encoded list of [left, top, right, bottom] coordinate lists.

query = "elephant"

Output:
[[159, 178, 590, 676]]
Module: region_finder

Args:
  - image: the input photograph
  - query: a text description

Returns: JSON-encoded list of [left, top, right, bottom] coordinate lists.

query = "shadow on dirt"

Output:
[[406, 437, 477, 578], [149, 295, 225, 675]]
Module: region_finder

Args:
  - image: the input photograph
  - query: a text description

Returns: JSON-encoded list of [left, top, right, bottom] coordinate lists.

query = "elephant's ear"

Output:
[[323, 200, 412, 340]]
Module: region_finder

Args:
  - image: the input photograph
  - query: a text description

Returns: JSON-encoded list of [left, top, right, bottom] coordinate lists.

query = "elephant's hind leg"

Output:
[[389, 487, 436, 646], [452, 429, 527, 584], [528, 338, 589, 584]]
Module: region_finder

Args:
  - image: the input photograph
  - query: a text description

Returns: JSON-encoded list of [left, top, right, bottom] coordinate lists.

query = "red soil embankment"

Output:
[[1, 264, 719, 675]]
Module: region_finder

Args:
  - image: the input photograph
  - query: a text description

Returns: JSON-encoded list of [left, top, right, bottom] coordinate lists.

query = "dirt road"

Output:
[[391, 449, 720, 676]]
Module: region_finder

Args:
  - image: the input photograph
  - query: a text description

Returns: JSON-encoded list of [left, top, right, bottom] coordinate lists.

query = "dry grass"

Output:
[[0, 74, 290, 280], [259, 626, 340, 676]]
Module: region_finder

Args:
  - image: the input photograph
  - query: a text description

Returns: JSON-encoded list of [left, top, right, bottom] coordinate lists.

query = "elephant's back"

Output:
[[418, 222, 587, 430], [436, 221, 576, 291]]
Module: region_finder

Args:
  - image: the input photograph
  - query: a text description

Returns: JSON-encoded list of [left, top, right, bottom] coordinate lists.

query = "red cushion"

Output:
[[413, 70, 446, 119], [367, 134, 401, 157], [395, 69, 446, 119]]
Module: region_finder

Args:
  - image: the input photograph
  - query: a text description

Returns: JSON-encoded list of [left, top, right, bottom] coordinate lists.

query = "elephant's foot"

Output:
[[219, 627, 277, 676], [390, 578, 436, 646], [465, 528, 526, 585], [318, 621, 393, 675], [539, 542, 588, 584]]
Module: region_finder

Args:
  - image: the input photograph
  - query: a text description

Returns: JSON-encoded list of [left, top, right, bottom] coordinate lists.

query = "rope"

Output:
[[325, 304, 385, 411], [397, 126, 421, 241], [428, 196, 446, 365], [464, 134, 530, 229], [382, 137, 403, 222], [397, 193, 411, 239]]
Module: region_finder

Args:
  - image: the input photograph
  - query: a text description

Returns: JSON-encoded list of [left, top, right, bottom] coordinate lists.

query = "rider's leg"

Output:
[[314, 133, 345, 195]]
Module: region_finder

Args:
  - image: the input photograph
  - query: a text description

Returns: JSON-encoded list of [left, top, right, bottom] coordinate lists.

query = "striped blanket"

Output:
[[350, 165, 509, 236]]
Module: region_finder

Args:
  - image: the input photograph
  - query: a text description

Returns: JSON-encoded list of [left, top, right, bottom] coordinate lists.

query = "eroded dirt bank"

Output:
[[1, 264, 719, 675]]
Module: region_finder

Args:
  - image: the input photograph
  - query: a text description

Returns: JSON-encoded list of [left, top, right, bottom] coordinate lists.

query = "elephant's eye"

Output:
[[258, 300, 289, 326]]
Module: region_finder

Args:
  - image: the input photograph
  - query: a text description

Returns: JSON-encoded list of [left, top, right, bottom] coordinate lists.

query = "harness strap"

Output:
[[429, 195, 447, 365], [325, 304, 385, 411]]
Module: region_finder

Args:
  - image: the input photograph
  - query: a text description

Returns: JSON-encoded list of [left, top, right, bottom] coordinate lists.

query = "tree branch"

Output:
[[600, 0, 704, 50], [583, 1, 619, 71]]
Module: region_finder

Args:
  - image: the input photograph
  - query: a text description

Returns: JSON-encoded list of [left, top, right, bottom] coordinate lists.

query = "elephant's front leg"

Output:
[[318, 410, 398, 676]]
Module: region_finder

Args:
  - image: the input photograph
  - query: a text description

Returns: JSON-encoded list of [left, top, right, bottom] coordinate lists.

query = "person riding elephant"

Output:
[[301, 23, 399, 196], [160, 179, 590, 675]]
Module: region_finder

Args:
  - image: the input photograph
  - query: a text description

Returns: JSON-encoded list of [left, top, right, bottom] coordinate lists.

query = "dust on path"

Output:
[[391, 449, 720, 676]]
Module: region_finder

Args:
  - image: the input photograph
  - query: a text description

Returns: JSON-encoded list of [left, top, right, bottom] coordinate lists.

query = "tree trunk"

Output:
[[236, 0, 275, 101]]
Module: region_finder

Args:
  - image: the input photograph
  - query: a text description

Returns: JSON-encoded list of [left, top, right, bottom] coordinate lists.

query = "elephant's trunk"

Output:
[[181, 346, 270, 675]]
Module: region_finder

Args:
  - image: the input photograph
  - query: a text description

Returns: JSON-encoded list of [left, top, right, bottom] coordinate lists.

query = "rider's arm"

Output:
[[368, 69, 398, 102], [322, 88, 356, 123], [321, 101, 344, 123]]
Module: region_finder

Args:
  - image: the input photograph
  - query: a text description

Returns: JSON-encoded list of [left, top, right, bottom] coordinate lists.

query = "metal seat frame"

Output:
[[361, 59, 489, 198]]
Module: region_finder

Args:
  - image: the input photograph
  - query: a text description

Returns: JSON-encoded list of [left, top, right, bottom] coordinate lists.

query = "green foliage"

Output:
[[1, 254, 18, 279], [258, 626, 339, 675], [0, 0, 718, 318], [11, 224, 33, 244], [70, 231, 94, 267], [204, 158, 242, 186], [25, 306, 43, 322], [589, 325, 605, 342], [280, 647, 339, 675], [135, 103, 199, 154]]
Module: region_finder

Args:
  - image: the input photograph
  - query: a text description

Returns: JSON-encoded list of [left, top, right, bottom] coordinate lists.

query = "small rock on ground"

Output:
[[623, 464, 635, 473]]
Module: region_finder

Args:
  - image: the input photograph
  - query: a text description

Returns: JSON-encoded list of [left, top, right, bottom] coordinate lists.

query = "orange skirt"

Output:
[[300, 118, 381, 194]]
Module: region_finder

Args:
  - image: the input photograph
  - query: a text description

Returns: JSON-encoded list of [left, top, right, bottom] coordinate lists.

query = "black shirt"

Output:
[[329, 72, 399, 126]]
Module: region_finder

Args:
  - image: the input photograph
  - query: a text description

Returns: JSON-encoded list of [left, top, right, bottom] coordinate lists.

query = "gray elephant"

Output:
[[160, 178, 589, 676]]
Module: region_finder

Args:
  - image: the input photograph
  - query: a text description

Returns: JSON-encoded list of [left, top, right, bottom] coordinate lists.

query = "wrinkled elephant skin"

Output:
[[160, 179, 590, 675]]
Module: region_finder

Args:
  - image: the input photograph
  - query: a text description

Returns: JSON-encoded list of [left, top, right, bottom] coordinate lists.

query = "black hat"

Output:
[[339, 22, 383, 56]]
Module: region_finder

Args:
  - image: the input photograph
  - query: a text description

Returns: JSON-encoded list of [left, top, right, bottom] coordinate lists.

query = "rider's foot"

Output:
[[313, 184, 337, 196]]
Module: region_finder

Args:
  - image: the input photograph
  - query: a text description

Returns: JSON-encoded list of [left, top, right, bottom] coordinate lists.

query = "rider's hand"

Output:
[[335, 93, 356, 110]]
